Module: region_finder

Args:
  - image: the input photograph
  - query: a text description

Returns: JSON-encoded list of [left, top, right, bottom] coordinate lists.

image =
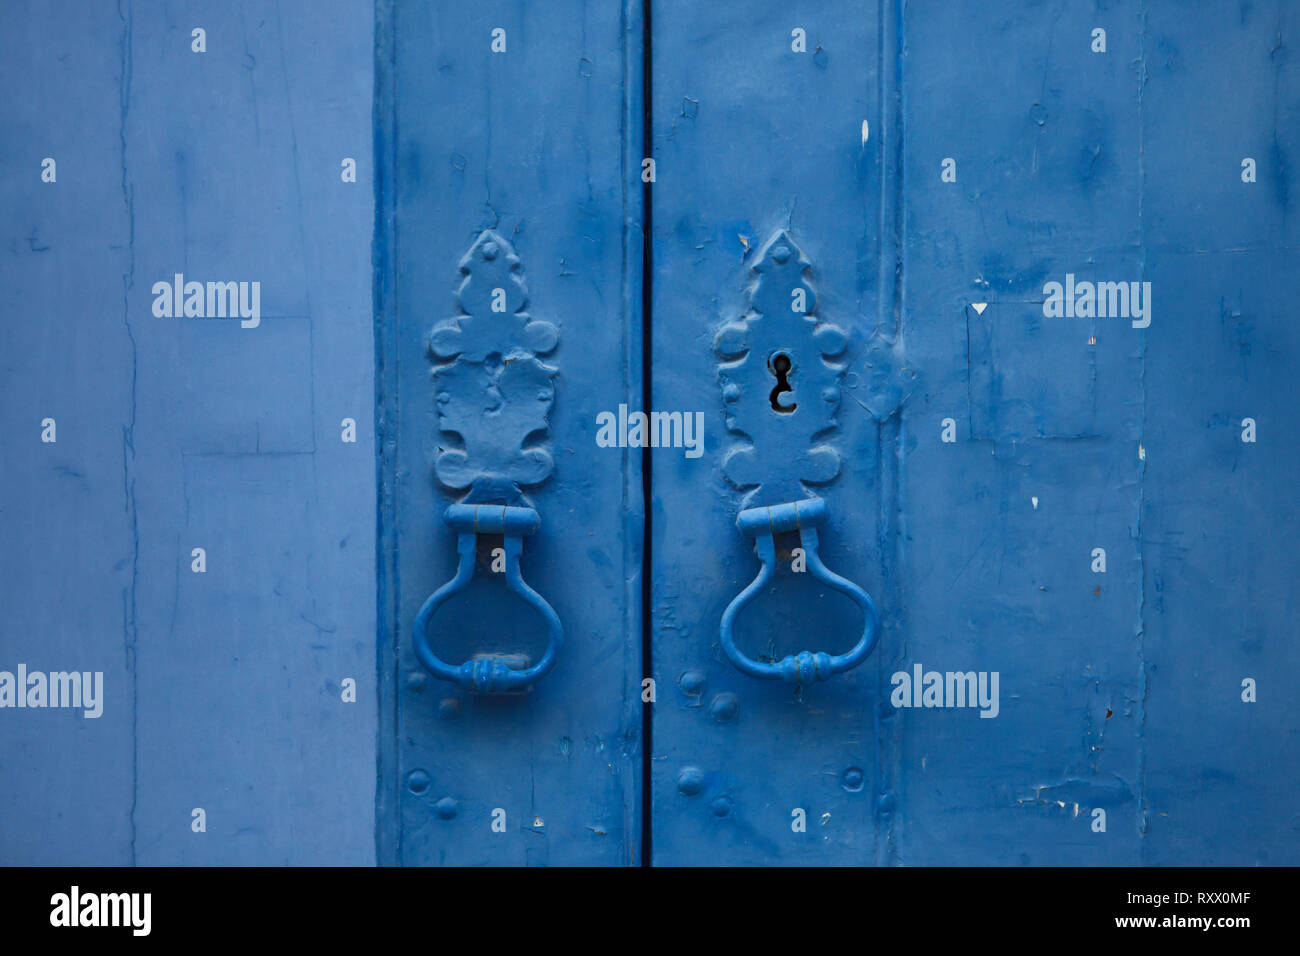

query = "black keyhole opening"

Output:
[[769, 351, 796, 414]]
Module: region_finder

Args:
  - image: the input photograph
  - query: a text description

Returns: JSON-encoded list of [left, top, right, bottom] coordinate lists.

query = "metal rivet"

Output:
[[710, 693, 738, 722], [407, 770, 430, 794], [842, 767, 865, 792], [438, 697, 460, 719], [677, 767, 704, 796], [679, 670, 705, 696], [406, 671, 427, 692], [481, 241, 499, 260], [434, 797, 458, 819], [710, 795, 733, 817]]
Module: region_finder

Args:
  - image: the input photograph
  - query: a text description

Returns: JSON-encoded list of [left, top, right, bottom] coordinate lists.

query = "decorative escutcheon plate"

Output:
[[714, 230, 880, 685], [411, 230, 564, 695]]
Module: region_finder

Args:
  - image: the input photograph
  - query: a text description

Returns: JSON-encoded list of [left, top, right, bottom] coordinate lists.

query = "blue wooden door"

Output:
[[646, 0, 1299, 866]]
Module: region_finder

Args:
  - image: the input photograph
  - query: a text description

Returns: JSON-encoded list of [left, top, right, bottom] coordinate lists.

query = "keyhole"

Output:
[[768, 351, 796, 413]]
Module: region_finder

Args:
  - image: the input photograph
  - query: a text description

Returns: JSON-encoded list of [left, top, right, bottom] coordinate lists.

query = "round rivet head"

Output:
[[771, 244, 791, 263], [842, 767, 865, 792], [481, 241, 499, 260], [677, 767, 704, 796], [438, 697, 460, 719], [434, 797, 458, 819], [877, 792, 896, 814], [679, 670, 706, 696], [710, 693, 738, 722], [406, 770, 430, 794], [722, 383, 741, 402], [406, 671, 427, 692], [710, 795, 733, 817]]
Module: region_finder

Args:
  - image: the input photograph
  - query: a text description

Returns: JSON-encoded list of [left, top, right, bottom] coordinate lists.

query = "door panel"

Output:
[[648, 1, 888, 865], [377, 0, 644, 865], [898, 1, 1146, 864]]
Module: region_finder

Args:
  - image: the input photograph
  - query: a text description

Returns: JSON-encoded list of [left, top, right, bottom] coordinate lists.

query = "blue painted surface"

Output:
[[649, 0, 1299, 866], [1, 1, 375, 864], [899, 0, 1148, 866], [375, 0, 644, 865], [1, 0, 1297, 867], [649, 0, 889, 865], [895, 0, 1299, 867]]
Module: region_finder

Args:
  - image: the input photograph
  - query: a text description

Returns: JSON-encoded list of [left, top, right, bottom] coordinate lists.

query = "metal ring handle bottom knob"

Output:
[[412, 504, 563, 695], [720, 497, 879, 685]]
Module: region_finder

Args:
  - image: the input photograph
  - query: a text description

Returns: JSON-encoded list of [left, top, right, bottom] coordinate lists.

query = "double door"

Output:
[[378, 0, 1297, 866]]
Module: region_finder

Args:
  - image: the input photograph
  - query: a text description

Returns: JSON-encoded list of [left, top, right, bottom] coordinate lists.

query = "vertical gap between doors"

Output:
[[639, 0, 654, 868]]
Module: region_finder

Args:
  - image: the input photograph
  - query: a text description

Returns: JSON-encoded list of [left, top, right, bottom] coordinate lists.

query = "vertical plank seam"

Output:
[[873, 0, 906, 868], [372, 0, 400, 867]]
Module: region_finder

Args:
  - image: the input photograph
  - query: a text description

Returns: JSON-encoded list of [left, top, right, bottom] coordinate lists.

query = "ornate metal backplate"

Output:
[[428, 230, 560, 505], [715, 229, 849, 508]]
